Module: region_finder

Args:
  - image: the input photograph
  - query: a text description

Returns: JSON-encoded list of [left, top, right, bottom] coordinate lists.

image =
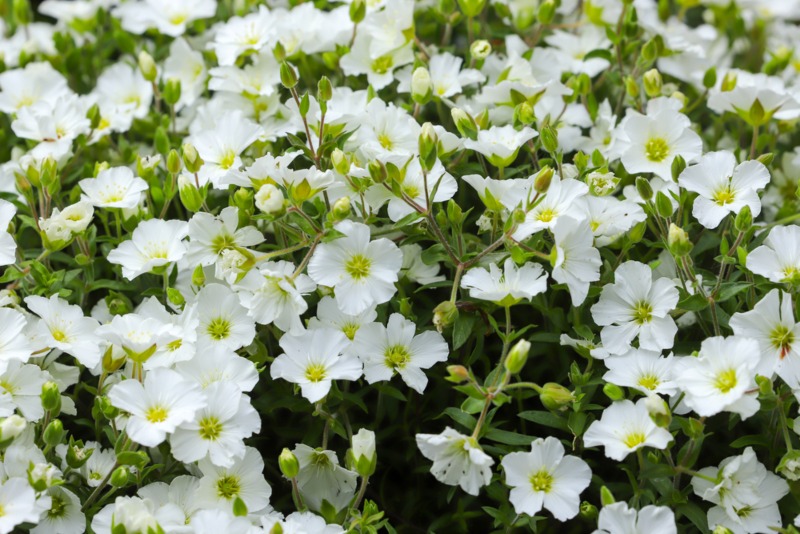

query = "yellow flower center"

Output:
[[219, 149, 237, 170], [371, 55, 394, 75], [713, 185, 736, 205], [537, 208, 556, 223], [51, 329, 67, 342], [638, 374, 660, 390], [623, 431, 646, 448], [714, 368, 738, 393], [632, 301, 653, 324], [207, 318, 232, 340], [342, 322, 360, 340], [385, 345, 412, 370], [305, 363, 327, 383], [216, 475, 241, 500], [378, 133, 394, 150], [199, 416, 223, 441], [345, 254, 372, 280], [645, 137, 670, 162], [770, 325, 794, 359], [146, 406, 168, 423], [530, 469, 554, 493]]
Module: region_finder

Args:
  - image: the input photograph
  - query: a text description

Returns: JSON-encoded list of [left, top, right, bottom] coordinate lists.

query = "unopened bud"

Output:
[[255, 183, 285, 214], [470, 40, 492, 60], [433, 301, 459, 332], [412, 67, 433, 105], [280, 62, 298, 89], [163, 78, 182, 106], [579, 501, 598, 521], [419, 122, 439, 170], [600, 486, 615, 506], [349, 0, 366, 24], [279, 448, 300, 478], [505, 339, 531, 374], [624, 76, 639, 98], [348, 428, 377, 477], [534, 166, 554, 192], [331, 149, 350, 175], [668, 223, 692, 257], [734, 204, 752, 233], [43, 419, 64, 447], [603, 383, 625, 401], [635, 177, 653, 201], [167, 149, 182, 174], [643, 69, 662, 98], [451, 108, 478, 141], [368, 160, 388, 184], [110, 466, 130, 487], [317, 76, 333, 103], [540, 382, 574, 411], [41, 381, 61, 415], [645, 393, 671, 428], [137, 50, 157, 82], [446, 365, 470, 383], [181, 143, 203, 174], [537, 0, 555, 24], [721, 71, 737, 92], [192, 264, 206, 287]]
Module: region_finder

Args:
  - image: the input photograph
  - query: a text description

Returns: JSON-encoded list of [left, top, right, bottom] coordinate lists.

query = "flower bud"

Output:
[[433, 301, 459, 332], [533, 166, 554, 193], [349, 428, 377, 477], [255, 183, 285, 214], [539, 126, 558, 154], [411, 67, 433, 105], [166, 149, 182, 175], [734, 204, 752, 233], [655, 191, 673, 218], [182, 143, 204, 174], [110, 465, 130, 487], [419, 122, 439, 171], [368, 160, 388, 184], [317, 76, 333, 103], [349, 0, 366, 24], [721, 71, 737, 92], [634, 177, 653, 202], [603, 383, 625, 401], [451, 108, 478, 140], [470, 40, 492, 60], [600, 486, 615, 506], [28, 463, 59, 492], [43, 419, 65, 447], [539, 382, 574, 411], [192, 264, 206, 287], [505, 339, 531, 374], [280, 62, 299, 89], [643, 69, 662, 98], [537, 0, 555, 24], [515, 101, 535, 125], [0, 415, 25, 442], [456, 0, 486, 18], [445, 365, 470, 383], [668, 223, 692, 257], [579, 501, 598, 521], [137, 50, 157, 82], [645, 393, 671, 428], [12, 0, 31, 26], [279, 448, 300, 478], [41, 381, 62, 415], [273, 42, 286, 62], [332, 196, 351, 221], [163, 79, 181, 107], [586, 171, 619, 196], [624, 75, 639, 98], [331, 149, 349, 175], [178, 174, 205, 213], [136, 154, 160, 179]]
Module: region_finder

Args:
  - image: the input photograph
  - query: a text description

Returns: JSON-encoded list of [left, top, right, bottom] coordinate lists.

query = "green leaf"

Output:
[[517, 410, 569, 432], [484, 428, 535, 446]]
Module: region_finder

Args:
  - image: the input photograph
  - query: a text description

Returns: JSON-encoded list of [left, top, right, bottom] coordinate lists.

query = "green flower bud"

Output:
[[600, 486, 616, 506], [178, 174, 205, 213], [655, 191, 673, 218], [643, 69, 663, 98], [167, 288, 185, 307], [317, 76, 333, 103], [505, 339, 531, 374], [110, 466, 130, 488], [635, 177, 653, 201], [331, 196, 351, 221], [192, 264, 206, 287], [163, 78, 182, 106], [28, 463, 59, 492], [603, 383, 625, 401], [534, 166, 554, 193], [734, 204, 752, 233], [671, 155, 687, 182], [433, 301, 459, 332], [457, 0, 486, 18], [167, 149, 182, 174], [368, 160, 388, 184], [331, 148, 350, 175], [279, 448, 300, 478], [280, 62, 299, 89], [273, 42, 287, 62], [579, 501, 598, 521], [41, 381, 62, 415], [537, 0, 555, 23], [348, 428, 377, 477], [154, 126, 170, 155], [645, 393, 671, 428], [419, 122, 438, 171], [43, 419, 65, 448], [451, 108, 478, 140], [349, 0, 366, 24], [515, 101, 536, 125], [540, 382, 574, 411], [137, 50, 157, 82], [87, 103, 101, 129], [668, 223, 692, 257], [12, 0, 32, 26], [540, 126, 559, 154], [721, 71, 737, 92], [411, 67, 433, 105], [624, 76, 640, 98], [66, 440, 94, 469], [181, 143, 204, 174], [470, 40, 492, 60], [703, 67, 717, 89]]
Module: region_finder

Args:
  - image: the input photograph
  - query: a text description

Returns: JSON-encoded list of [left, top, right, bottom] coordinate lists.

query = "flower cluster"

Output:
[[0, 0, 799, 532]]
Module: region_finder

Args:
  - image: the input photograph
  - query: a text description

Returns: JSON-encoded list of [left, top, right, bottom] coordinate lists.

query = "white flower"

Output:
[[192, 110, 264, 188], [591, 261, 679, 355], [463, 125, 538, 168], [211, 7, 274, 66], [501, 436, 591, 521], [170, 381, 260, 468], [593, 502, 677, 534], [307, 220, 403, 315], [746, 225, 800, 285], [0, 478, 41, 534], [415, 427, 494, 496], [195, 284, 255, 351], [25, 294, 102, 368], [461, 258, 548, 306], [351, 313, 448, 394], [551, 216, 601, 306], [185, 206, 264, 268], [107, 368, 206, 447], [163, 38, 207, 110], [678, 151, 770, 229], [271, 327, 362, 403], [583, 398, 673, 461], [729, 289, 800, 386], [53, 201, 94, 234], [31, 486, 84, 534], [96, 312, 176, 366], [196, 446, 272, 512], [79, 166, 148, 209], [511, 175, 589, 239], [365, 159, 457, 222], [0, 199, 17, 266], [114, 0, 216, 37], [255, 183, 285, 214], [400, 243, 445, 286], [602, 348, 679, 396], [0, 308, 34, 372], [235, 260, 316, 334], [293, 444, 358, 513], [616, 97, 703, 180], [107, 219, 189, 280], [676, 336, 760, 419], [708, 69, 800, 122], [692, 447, 789, 534], [307, 296, 377, 341], [0, 362, 49, 420]]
